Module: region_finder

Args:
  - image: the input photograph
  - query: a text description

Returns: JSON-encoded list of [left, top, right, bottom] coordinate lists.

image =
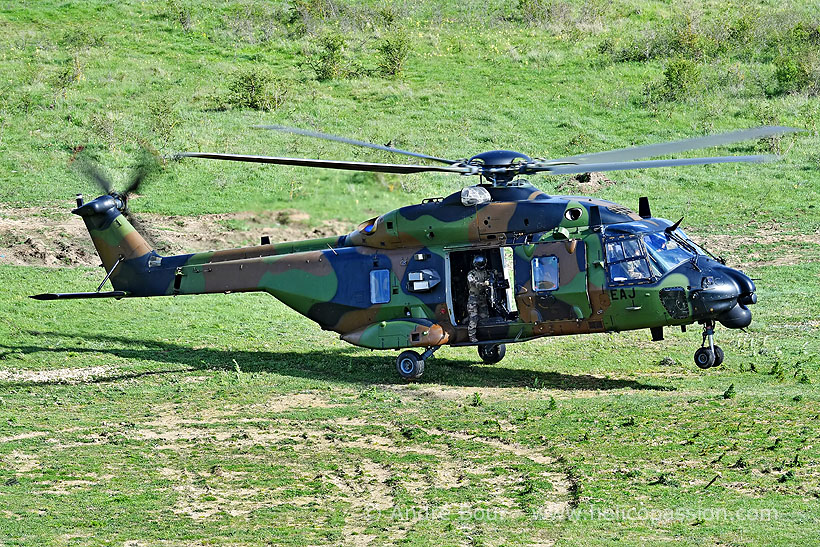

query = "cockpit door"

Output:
[[513, 241, 592, 323]]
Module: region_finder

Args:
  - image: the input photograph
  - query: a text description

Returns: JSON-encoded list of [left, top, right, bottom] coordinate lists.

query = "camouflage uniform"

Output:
[[467, 268, 491, 342]]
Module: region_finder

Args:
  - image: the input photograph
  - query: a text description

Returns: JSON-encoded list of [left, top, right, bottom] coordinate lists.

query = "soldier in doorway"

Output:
[[467, 255, 491, 342]]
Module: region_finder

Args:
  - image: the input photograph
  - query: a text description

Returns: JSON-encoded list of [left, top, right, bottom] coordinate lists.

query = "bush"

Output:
[[643, 58, 702, 104], [774, 55, 812, 94], [664, 58, 701, 93], [148, 99, 181, 148], [53, 54, 83, 92], [288, 0, 343, 34], [789, 21, 820, 47], [220, 69, 287, 111], [61, 27, 104, 49], [166, 0, 193, 32], [516, 0, 551, 25], [727, 15, 755, 46], [304, 32, 346, 80], [290, 0, 342, 22], [377, 31, 410, 77]]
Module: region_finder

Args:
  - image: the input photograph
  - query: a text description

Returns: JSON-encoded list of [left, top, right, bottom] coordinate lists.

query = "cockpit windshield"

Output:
[[642, 232, 695, 274]]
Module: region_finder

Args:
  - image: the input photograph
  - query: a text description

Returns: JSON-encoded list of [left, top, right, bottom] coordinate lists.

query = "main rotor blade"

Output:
[[549, 126, 799, 165], [254, 124, 457, 165], [528, 155, 774, 176], [175, 152, 475, 175]]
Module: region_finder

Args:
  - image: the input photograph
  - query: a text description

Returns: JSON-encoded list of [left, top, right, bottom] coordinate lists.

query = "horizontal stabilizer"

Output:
[[29, 291, 128, 301]]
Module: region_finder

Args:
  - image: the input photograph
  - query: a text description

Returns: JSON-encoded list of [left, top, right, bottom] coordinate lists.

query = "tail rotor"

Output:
[[72, 147, 162, 249]]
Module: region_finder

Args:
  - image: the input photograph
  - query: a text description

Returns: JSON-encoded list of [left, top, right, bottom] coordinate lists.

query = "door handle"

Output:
[[625, 306, 642, 311]]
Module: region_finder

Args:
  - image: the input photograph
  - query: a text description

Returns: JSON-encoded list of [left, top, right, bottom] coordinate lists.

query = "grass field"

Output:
[[1, 0, 819, 545]]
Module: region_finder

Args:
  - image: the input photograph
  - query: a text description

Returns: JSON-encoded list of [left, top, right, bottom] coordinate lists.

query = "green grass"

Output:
[[1, 259, 818, 545], [1, 0, 818, 227], [1, 0, 820, 544]]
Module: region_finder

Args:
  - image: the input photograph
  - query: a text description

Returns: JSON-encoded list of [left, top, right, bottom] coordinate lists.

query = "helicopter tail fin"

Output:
[[73, 195, 156, 292]]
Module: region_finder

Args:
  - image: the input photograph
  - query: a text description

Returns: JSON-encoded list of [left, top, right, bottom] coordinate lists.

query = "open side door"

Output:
[[513, 240, 592, 323]]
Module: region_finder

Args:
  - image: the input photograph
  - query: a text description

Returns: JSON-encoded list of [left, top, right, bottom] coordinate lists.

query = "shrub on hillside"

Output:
[[288, 0, 343, 35], [211, 69, 287, 111], [304, 32, 346, 80], [377, 31, 410, 77], [642, 58, 702, 104], [773, 55, 817, 95], [166, 0, 193, 32], [515, 0, 552, 25]]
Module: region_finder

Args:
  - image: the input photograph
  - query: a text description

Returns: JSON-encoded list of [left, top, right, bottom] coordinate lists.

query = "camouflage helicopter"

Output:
[[32, 125, 797, 379]]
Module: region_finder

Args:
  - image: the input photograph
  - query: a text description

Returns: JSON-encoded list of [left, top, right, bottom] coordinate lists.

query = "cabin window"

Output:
[[532, 256, 559, 291], [605, 238, 652, 283], [370, 269, 391, 304]]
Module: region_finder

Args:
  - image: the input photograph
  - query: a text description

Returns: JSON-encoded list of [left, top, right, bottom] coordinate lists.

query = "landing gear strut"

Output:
[[694, 321, 724, 369], [396, 346, 440, 380]]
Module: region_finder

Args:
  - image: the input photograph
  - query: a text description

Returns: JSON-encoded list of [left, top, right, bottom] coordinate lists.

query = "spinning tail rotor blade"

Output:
[[121, 148, 162, 249], [72, 147, 162, 250], [175, 152, 475, 175], [548, 126, 799, 165], [254, 124, 457, 165], [529, 155, 774, 175], [74, 157, 114, 194], [123, 147, 161, 196]]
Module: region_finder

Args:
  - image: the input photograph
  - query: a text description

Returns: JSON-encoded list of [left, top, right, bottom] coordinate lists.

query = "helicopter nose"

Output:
[[693, 267, 756, 329], [730, 270, 757, 306], [718, 269, 756, 329]]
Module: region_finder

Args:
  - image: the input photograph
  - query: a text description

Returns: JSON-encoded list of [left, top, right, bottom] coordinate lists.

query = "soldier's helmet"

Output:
[[473, 255, 487, 269]]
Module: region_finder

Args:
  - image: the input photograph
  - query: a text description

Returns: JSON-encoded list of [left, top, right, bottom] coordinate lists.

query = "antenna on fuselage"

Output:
[[638, 197, 651, 219], [589, 205, 602, 231]]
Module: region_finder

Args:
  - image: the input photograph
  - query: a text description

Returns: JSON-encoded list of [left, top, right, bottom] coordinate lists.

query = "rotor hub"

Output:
[[468, 150, 532, 185]]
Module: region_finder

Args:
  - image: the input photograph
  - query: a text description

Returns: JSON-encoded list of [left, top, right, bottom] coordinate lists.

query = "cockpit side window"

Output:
[[605, 238, 652, 284]]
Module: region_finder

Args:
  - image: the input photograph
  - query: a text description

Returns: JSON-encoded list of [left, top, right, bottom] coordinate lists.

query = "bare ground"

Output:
[[0, 206, 354, 267], [96, 394, 572, 544]]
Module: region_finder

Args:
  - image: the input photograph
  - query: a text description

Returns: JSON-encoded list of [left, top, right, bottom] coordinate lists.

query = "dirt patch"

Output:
[[138, 404, 574, 542], [263, 392, 338, 412], [0, 365, 113, 384], [5, 451, 39, 473], [556, 172, 615, 194], [41, 479, 98, 496], [0, 205, 354, 267], [0, 431, 48, 444]]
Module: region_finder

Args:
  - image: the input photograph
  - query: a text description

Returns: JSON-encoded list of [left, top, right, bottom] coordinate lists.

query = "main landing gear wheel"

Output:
[[478, 343, 506, 364], [396, 350, 425, 379], [694, 347, 715, 369]]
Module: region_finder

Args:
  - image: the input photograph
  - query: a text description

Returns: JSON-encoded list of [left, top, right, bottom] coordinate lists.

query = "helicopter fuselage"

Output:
[[63, 183, 756, 353]]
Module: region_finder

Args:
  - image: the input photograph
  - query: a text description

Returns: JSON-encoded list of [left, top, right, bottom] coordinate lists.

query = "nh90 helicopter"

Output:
[[32, 125, 797, 379]]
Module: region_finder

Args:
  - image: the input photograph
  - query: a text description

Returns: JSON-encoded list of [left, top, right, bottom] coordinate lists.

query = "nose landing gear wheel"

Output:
[[478, 343, 506, 364], [694, 347, 715, 369], [396, 350, 425, 379], [695, 321, 724, 369]]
